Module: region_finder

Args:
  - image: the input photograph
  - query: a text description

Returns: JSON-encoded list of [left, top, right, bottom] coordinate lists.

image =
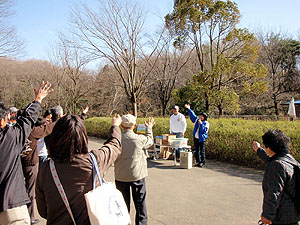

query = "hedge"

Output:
[[85, 117, 300, 169]]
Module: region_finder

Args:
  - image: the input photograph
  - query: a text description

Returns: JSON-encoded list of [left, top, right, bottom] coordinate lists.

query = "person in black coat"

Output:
[[253, 129, 300, 225], [0, 81, 52, 225]]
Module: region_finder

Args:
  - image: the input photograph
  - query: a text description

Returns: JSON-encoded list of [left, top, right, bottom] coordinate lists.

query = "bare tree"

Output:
[[0, 58, 55, 108], [148, 29, 193, 116], [49, 36, 93, 114], [258, 31, 300, 115], [69, 0, 162, 116], [89, 64, 128, 116], [0, 0, 24, 57]]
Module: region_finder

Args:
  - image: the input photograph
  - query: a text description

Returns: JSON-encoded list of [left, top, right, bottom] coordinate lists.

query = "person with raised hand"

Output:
[[114, 115, 155, 225], [253, 129, 300, 225], [0, 81, 52, 225], [35, 114, 122, 224], [185, 104, 209, 167]]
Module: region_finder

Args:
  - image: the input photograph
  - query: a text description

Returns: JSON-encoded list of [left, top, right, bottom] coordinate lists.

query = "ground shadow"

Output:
[[147, 158, 264, 182], [204, 159, 264, 182], [147, 158, 182, 170], [88, 136, 264, 182]]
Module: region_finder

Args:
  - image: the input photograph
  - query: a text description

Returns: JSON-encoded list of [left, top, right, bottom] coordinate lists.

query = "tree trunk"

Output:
[[273, 94, 279, 115], [161, 100, 167, 117], [217, 104, 223, 116], [205, 92, 209, 112], [133, 102, 137, 117]]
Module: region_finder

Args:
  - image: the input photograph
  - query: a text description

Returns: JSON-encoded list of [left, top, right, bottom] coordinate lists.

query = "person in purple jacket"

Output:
[[185, 104, 209, 167]]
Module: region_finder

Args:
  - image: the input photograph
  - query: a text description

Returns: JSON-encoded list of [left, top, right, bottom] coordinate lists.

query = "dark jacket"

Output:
[[35, 125, 121, 225], [257, 148, 300, 224], [21, 122, 57, 166], [0, 101, 41, 212]]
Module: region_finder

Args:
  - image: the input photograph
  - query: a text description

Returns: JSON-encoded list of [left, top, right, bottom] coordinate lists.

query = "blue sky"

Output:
[[9, 0, 300, 66]]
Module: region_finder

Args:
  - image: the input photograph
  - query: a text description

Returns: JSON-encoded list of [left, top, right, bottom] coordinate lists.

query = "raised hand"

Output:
[[184, 104, 190, 109], [144, 117, 155, 129], [252, 141, 261, 152], [82, 106, 89, 114], [112, 114, 122, 126], [34, 81, 53, 103]]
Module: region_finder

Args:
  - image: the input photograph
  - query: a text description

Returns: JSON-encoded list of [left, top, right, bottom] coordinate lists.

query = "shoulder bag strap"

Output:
[[49, 159, 77, 225], [88, 152, 104, 189]]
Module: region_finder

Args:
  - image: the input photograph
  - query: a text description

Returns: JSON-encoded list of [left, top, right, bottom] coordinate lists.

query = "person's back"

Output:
[[114, 115, 154, 225], [21, 118, 57, 223], [0, 114, 36, 211], [253, 129, 300, 225], [115, 129, 153, 182], [0, 81, 52, 225], [37, 153, 97, 225], [36, 114, 122, 225], [262, 155, 299, 224]]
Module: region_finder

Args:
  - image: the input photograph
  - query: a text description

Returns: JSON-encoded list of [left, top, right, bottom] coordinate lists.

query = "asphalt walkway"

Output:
[[36, 136, 264, 225]]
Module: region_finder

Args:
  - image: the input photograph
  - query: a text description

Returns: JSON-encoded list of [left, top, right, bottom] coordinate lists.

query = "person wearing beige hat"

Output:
[[114, 114, 155, 225]]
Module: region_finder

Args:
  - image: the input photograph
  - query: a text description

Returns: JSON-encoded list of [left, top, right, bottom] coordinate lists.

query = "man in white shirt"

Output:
[[170, 105, 187, 160], [170, 105, 187, 138]]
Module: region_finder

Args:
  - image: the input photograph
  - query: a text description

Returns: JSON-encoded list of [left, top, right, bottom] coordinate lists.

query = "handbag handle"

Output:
[[89, 152, 104, 189], [49, 159, 77, 225]]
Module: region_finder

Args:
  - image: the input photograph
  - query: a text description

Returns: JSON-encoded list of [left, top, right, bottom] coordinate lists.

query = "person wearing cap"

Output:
[[170, 105, 187, 138], [253, 129, 300, 225], [114, 114, 155, 225], [7, 106, 19, 126], [185, 104, 209, 167], [170, 105, 187, 160]]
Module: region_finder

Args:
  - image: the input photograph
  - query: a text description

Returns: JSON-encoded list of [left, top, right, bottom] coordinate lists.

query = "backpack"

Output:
[[281, 155, 300, 213]]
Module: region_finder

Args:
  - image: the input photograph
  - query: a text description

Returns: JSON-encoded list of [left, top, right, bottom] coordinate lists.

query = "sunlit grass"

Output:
[[85, 117, 300, 169]]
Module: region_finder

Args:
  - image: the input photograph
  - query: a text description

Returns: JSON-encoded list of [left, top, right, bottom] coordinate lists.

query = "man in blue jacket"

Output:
[[0, 81, 52, 225], [185, 104, 209, 167]]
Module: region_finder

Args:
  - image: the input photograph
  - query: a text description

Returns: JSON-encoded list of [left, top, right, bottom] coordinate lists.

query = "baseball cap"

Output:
[[9, 107, 18, 113], [121, 114, 136, 128]]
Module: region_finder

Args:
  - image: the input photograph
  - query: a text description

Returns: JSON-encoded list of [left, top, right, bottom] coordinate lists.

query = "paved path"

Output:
[[36, 136, 264, 225]]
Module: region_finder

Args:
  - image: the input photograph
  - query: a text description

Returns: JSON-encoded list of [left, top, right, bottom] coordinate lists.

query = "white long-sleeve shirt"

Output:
[[170, 112, 187, 134], [37, 137, 47, 157]]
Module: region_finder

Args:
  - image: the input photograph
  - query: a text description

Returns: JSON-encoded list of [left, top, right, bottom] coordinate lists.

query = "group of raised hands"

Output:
[[36, 81, 155, 129], [112, 115, 155, 128]]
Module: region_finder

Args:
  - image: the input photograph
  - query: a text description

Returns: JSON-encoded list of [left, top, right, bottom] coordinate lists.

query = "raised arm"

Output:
[[185, 104, 198, 123], [93, 114, 122, 175], [138, 117, 155, 149], [80, 106, 89, 120], [13, 81, 53, 151], [253, 141, 269, 162], [30, 121, 57, 139]]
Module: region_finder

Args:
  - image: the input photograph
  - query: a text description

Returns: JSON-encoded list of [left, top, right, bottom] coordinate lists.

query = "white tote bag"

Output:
[[85, 153, 131, 225]]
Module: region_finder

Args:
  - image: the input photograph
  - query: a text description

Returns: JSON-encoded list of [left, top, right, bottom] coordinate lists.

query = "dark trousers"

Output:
[[194, 137, 206, 164], [22, 163, 39, 222], [115, 178, 147, 225]]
